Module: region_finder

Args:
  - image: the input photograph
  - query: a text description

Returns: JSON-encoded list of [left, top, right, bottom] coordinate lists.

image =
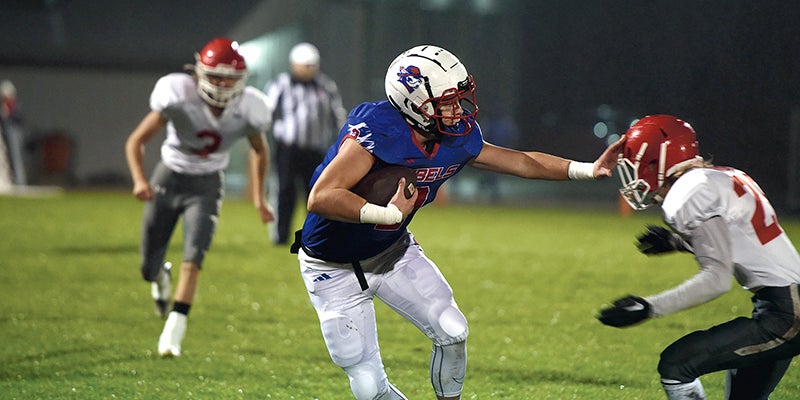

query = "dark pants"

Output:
[[140, 163, 222, 281], [658, 284, 800, 400], [274, 141, 323, 244]]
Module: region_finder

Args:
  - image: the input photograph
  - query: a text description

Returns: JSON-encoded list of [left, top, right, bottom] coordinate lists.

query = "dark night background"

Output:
[[1, 0, 799, 210], [515, 2, 800, 193]]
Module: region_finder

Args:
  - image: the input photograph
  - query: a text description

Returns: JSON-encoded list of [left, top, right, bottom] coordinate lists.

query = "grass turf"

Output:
[[2, 190, 799, 399]]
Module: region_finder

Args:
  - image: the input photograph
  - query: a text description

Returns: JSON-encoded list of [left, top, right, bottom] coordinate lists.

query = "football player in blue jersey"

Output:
[[292, 45, 624, 400]]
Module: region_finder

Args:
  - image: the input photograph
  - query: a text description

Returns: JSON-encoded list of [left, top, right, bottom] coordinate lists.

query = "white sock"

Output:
[[662, 378, 706, 400]]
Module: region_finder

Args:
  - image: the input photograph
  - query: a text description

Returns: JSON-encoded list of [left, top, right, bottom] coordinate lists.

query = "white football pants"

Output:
[[300, 234, 468, 399]]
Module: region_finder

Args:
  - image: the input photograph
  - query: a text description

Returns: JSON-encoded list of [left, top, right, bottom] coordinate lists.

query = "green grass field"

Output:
[[2, 191, 800, 399]]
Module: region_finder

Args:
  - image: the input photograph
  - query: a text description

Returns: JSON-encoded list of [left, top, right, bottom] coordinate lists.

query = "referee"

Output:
[[264, 42, 347, 244]]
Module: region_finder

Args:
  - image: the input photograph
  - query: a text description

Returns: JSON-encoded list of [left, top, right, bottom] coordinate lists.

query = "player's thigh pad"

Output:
[[378, 245, 468, 345], [301, 264, 381, 368], [318, 301, 379, 368], [140, 190, 180, 281], [181, 194, 221, 266]]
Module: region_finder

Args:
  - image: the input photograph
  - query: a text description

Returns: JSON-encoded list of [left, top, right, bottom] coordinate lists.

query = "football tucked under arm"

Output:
[[351, 166, 417, 206], [351, 166, 417, 225]]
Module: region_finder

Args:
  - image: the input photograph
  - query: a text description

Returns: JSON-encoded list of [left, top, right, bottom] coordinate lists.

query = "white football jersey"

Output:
[[662, 167, 800, 290], [150, 73, 271, 175]]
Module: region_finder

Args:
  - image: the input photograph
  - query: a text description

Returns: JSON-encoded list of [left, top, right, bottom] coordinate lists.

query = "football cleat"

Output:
[[158, 311, 187, 358], [151, 262, 172, 318]]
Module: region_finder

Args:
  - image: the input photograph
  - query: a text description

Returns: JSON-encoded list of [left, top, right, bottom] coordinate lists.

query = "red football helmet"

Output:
[[195, 38, 248, 107], [617, 114, 700, 210]]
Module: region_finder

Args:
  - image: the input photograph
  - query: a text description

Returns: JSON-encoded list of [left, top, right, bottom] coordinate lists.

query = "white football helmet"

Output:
[[195, 38, 248, 107], [385, 45, 478, 138]]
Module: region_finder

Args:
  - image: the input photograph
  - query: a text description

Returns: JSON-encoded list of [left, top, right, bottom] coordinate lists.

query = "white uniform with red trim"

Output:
[[639, 167, 800, 400], [151, 72, 271, 175], [139, 72, 271, 279], [647, 167, 800, 317]]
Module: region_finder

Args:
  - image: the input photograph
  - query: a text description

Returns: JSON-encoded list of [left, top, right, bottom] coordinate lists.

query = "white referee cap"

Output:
[[0, 80, 16, 98], [289, 43, 320, 66]]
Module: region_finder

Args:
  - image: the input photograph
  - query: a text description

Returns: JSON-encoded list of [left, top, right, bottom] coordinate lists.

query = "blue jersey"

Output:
[[300, 100, 484, 262]]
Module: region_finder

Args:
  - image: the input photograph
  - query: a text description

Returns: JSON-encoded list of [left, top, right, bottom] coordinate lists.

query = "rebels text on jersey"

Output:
[[662, 167, 800, 290], [301, 100, 484, 263], [150, 73, 271, 175]]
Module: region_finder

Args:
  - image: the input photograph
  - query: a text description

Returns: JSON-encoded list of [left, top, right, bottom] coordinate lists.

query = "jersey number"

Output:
[[192, 130, 222, 157], [732, 174, 782, 245]]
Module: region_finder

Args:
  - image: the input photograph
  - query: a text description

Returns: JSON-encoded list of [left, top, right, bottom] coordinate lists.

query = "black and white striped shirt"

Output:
[[263, 72, 347, 152]]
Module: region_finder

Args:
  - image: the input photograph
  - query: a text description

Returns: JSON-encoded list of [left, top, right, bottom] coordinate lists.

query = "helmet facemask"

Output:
[[617, 115, 702, 211], [195, 63, 248, 108], [194, 38, 248, 108], [617, 141, 660, 211], [416, 75, 478, 137]]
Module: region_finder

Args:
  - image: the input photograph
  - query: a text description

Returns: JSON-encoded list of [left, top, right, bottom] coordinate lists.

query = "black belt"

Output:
[[290, 229, 369, 291]]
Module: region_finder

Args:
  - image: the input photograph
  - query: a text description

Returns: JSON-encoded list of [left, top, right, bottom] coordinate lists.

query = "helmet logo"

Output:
[[396, 65, 424, 93]]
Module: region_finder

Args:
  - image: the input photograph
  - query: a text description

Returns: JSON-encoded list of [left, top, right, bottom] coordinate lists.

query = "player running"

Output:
[[292, 45, 624, 399], [598, 115, 800, 399], [125, 37, 274, 357]]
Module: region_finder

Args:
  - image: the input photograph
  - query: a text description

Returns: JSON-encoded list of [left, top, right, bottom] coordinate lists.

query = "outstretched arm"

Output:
[[469, 142, 570, 179], [469, 136, 625, 180], [598, 216, 734, 328], [643, 217, 733, 317]]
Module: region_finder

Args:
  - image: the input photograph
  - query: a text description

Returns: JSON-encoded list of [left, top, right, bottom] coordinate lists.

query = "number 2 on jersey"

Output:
[[732, 174, 782, 245]]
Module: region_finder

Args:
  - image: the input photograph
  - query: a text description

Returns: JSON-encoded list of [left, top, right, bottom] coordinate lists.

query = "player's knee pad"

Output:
[[657, 348, 698, 383], [430, 302, 469, 346], [141, 259, 162, 281], [344, 362, 388, 400], [320, 314, 366, 368], [430, 341, 467, 398]]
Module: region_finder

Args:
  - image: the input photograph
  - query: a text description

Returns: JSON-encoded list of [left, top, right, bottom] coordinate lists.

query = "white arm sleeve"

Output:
[[645, 216, 734, 317]]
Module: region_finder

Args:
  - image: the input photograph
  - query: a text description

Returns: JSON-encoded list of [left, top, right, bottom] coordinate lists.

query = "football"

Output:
[[351, 166, 417, 205]]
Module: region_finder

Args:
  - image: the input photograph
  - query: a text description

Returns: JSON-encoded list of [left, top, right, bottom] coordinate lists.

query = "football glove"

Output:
[[636, 225, 693, 255], [597, 295, 652, 328]]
